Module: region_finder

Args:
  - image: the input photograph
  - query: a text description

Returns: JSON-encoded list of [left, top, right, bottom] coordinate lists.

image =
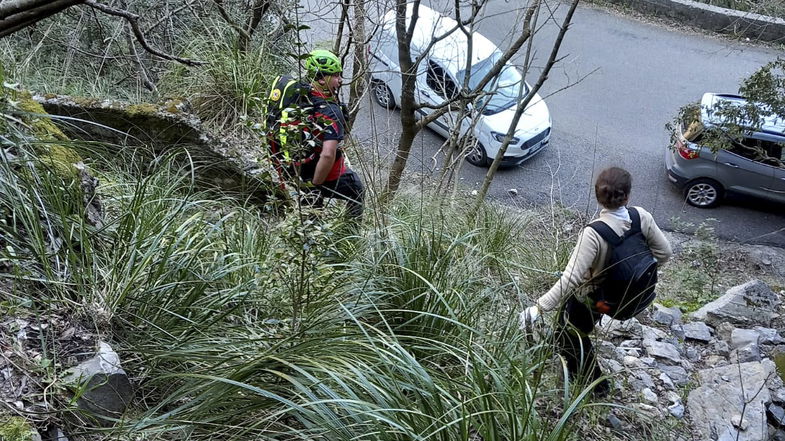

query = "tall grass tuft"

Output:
[[161, 33, 288, 131], [1, 111, 598, 439]]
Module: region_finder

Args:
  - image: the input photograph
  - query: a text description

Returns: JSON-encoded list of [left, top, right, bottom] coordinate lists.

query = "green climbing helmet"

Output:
[[306, 49, 342, 76]]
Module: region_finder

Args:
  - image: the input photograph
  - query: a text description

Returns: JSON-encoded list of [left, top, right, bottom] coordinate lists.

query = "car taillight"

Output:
[[676, 139, 698, 160]]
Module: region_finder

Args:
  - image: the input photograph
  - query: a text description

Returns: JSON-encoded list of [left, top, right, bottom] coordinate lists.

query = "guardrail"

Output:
[[602, 0, 785, 42]]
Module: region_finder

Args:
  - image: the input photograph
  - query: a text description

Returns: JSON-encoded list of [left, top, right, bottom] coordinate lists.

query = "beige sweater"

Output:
[[537, 206, 673, 312]]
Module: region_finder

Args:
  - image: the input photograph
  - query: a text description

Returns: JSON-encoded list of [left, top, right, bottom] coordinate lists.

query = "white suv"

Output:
[[368, 5, 552, 167]]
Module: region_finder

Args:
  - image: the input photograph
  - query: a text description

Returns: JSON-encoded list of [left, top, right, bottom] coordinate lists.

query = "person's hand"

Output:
[[519, 305, 541, 331], [594, 300, 612, 315]]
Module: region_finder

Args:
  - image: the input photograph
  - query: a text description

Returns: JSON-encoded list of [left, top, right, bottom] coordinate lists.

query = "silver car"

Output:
[[665, 93, 785, 208]]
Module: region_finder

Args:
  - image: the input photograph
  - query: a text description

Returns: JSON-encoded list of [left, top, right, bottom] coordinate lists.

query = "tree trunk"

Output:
[[239, 0, 270, 53], [345, 0, 368, 131], [382, 0, 420, 199]]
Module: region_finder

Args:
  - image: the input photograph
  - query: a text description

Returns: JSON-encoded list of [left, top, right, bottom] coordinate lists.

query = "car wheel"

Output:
[[372, 80, 395, 109], [684, 178, 723, 208], [465, 137, 489, 167]]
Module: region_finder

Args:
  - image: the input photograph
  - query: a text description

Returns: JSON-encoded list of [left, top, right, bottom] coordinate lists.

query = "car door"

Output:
[[713, 137, 775, 200], [416, 59, 460, 137], [761, 139, 785, 203]]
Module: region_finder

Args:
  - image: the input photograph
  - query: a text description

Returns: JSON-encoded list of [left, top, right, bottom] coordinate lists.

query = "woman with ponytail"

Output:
[[521, 167, 672, 396]]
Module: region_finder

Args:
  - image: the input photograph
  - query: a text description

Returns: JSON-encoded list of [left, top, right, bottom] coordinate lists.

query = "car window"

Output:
[[426, 61, 459, 100], [730, 138, 783, 166], [455, 50, 527, 115], [760, 140, 784, 165], [682, 119, 704, 143]]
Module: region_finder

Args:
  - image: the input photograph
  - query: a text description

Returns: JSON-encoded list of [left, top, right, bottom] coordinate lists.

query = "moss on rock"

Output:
[[126, 103, 159, 116], [14, 93, 84, 180], [0, 416, 37, 441], [15, 94, 68, 141]]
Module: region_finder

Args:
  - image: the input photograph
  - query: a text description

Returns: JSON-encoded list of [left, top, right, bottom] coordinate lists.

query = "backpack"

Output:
[[263, 75, 328, 167], [264, 75, 312, 132], [589, 207, 658, 320]]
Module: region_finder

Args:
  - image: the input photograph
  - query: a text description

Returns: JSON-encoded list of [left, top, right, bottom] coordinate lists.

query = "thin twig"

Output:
[[84, 0, 205, 66]]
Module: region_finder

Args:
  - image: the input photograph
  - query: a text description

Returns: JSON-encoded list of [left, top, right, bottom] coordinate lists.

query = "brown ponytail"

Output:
[[595, 167, 631, 209]]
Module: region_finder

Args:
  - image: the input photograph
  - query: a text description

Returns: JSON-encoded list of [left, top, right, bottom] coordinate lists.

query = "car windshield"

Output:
[[456, 51, 527, 114]]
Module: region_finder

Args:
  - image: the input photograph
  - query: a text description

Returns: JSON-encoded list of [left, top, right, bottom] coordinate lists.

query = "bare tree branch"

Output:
[[242, 0, 270, 49], [472, 0, 582, 214], [84, 0, 205, 66], [211, 0, 251, 44], [0, 0, 84, 38], [145, 0, 198, 34]]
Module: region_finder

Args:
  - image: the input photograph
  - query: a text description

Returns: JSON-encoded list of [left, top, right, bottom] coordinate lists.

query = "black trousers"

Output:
[[555, 295, 603, 385], [313, 169, 364, 219]]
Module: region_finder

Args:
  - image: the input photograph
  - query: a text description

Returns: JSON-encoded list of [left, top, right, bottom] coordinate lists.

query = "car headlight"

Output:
[[491, 131, 520, 144]]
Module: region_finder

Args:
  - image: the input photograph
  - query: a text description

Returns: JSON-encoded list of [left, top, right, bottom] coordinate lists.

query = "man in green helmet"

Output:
[[296, 49, 364, 219]]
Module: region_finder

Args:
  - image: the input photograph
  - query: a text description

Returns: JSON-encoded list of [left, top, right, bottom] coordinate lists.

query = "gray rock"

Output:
[[668, 402, 685, 419], [640, 356, 656, 367], [619, 339, 641, 348], [62, 341, 132, 423], [607, 413, 623, 430], [705, 354, 729, 367], [671, 323, 685, 340], [641, 387, 658, 403], [659, 372, 676, 390], [687, 360, 776, 441], [44, 428, 69, 441], [623, 355, 644, 369], [630, 370, 656, 391], [599, 316, 643, 338], [772, 428, 785, 441], [769, 403, 785, 427], [731, 328, 761, 349], [652, 303, 682, 326], [754, 327, 785, 345], [731, 413, 749, 430], [643, 339, 682, 364], [685, 346, 701, 362], [711, 340, 731, 357], [729, 343, 761, 363], [772, 387, 785, 405], [691, 280, 780, 327], [717, 427, 741, 441], [640, 325, 669, 341], [603, 358, 624, 374], [632, 403, 660, 418], [682, 321, 713, 342], [619, 347, 643, 357], [659, 365, 690, 386]]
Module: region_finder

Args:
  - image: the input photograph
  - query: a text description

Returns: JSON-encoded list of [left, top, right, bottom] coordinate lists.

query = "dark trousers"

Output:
[[556, 295, 603, 385], [313, 169, 364, 219]]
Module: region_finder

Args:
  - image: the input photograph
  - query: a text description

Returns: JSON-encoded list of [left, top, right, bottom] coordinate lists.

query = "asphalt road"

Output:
[[305, 0, 785, 246]]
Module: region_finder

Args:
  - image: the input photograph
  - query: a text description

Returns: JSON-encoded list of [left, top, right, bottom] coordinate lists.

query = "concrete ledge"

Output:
[[603, 0, 785, 42]]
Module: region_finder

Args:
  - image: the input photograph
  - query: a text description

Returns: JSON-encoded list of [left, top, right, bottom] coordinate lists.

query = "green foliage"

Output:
[[161, 38, 287, 130], [664, 219, 721, 312], [0, 417, 36, 441], [775, 352, 785, 383], [1, 104, 603, 440]]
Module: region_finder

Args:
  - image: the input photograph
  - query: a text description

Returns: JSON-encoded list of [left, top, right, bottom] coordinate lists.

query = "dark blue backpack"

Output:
[[589, 207, 658, 320]]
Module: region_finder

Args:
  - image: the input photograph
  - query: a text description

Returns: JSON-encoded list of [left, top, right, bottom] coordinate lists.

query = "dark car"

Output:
[[665, 93, 785, 208]]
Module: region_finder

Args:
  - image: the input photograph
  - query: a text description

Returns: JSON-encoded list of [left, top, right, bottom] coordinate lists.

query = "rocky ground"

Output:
[[2, 231, 784, 440]]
